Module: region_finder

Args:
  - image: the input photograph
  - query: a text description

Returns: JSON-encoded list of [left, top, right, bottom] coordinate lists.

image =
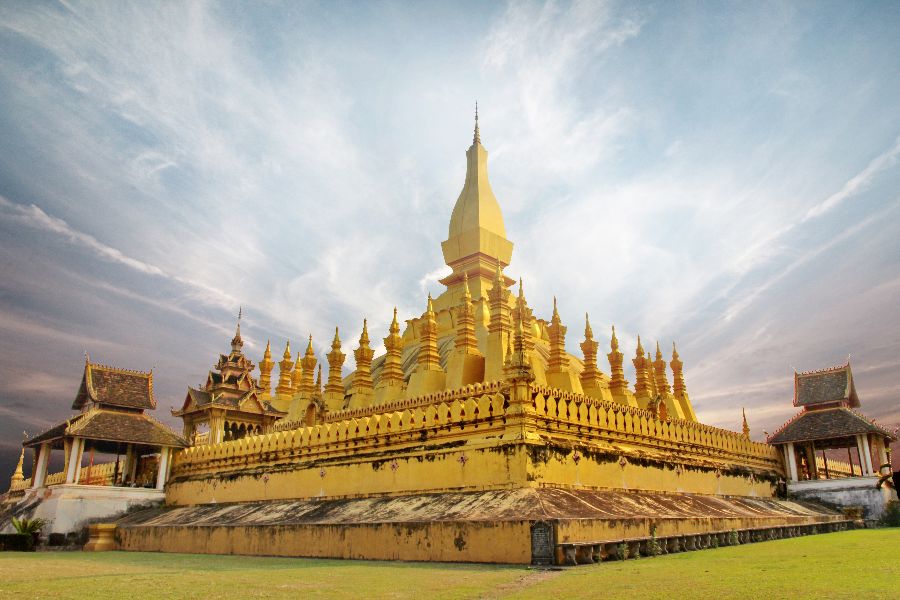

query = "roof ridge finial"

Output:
[[473, 101, 480, 145]]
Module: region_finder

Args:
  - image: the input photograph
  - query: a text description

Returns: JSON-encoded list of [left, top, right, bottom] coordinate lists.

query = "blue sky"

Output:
[[1, 1, 899, 477]]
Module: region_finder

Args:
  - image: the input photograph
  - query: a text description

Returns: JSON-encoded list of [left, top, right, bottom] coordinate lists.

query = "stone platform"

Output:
[[0, 485, 164, 537], [115, 487, 845, 564]]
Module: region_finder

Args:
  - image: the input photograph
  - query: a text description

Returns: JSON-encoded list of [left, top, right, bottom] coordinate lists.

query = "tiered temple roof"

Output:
[[769, 362, 894, 445], [25, 359, 185, 453]]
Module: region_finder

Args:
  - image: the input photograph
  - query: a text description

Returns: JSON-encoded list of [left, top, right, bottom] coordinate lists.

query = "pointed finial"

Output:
[[84, 350, 90, 364], [584, 313, 594, 340], [636, 335, 644, 356], [611, 325, 619, 351], [263, 339, 272, 359], [494, 262, 503, 283], [742, 407, 750, 438], [518, 277, 524, 299], [238, 306, 242, 322], [462, 272, 472, 300], [305, 334, 315, 357], [283, 340, 291, 360], [360, 318, 370, 345], [390, 307, 400, 334], [332, 326, 341, 348], [473, 101, 480, 145], [552, 296, 558, 316], [426, 293, 435, 315], [316, 364, 322, 389], [672, 341, 679, 360], [655, 341, 663, 360]]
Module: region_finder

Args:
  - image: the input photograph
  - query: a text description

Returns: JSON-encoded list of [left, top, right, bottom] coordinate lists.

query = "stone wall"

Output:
[[788, 476, 898, 520]]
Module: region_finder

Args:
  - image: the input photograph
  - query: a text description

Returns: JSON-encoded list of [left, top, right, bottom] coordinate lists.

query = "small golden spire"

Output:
[[455, 272, 478, 354], [316, 364, 322, 391], [652, 341, 671, 395], [325, 327, 346, 397], [276, 341, 295, 396], [353, 318, 375, 392], [360, 318, 370, 346], [547, 296, 568, 372], [390, 307, 400, 335], [258, 339, 275, 396], [742, 407, 750, 439], [632, 337, 651, 403], [417, 293, 442, 371], [518, 277, 524, 300], [580, 312, 603, 391], [607, 326, 627, 395], [671, 341, 686, 398], [297, 335, 318, 395], [11, 448, 24, 484], [380, 307, 405, 389]]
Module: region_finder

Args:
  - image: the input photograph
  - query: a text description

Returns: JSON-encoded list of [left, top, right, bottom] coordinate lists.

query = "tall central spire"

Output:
[[440, 106, 514, 300], [473, 102, 481, 145]]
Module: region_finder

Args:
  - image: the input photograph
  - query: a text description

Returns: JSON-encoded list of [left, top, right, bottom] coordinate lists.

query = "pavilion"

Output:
[[768, 362, 896, 519], [5, 359, 187, 536]]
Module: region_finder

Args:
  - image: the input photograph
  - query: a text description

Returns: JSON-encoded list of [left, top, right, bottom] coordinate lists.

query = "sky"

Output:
[[1, 0, 899, 479]]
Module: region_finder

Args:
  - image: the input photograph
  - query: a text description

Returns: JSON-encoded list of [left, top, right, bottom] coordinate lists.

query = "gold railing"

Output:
[[174, 382, 781, 476], [815, 456, 855, 478], [7, 461, 121, 494]]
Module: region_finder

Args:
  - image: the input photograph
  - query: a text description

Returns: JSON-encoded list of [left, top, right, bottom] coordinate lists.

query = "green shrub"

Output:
[[615, 542, 628, 560], [727, 530, 740, 545], [881, 501, 900, 527], [11, 517, 47, 535], [648, 534, 662, 556]]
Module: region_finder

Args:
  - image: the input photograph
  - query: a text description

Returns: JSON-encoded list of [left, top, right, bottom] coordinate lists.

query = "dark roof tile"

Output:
[[73, 362, 155, 411], [768, 407, 895, 444], [793, 363, 858, 408]]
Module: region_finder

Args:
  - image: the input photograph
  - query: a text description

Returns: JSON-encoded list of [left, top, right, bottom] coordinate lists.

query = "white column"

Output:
[[860, 434, 874, 475], [155, 448, 170, 490], [31, 444, 51, 488], [65, 438, 83, 484], [786, 442, 799, 482], [74, 440, 84, 483]]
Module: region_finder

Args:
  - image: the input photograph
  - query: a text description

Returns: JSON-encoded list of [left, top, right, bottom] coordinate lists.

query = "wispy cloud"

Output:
[[804, 136, 900, 221]]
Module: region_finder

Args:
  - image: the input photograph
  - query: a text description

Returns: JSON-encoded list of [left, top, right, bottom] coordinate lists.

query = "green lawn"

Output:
[[0, 529, 895, 599]]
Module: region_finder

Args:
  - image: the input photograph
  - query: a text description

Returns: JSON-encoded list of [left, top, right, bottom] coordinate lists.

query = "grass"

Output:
[[0, 529, 896, 599]]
